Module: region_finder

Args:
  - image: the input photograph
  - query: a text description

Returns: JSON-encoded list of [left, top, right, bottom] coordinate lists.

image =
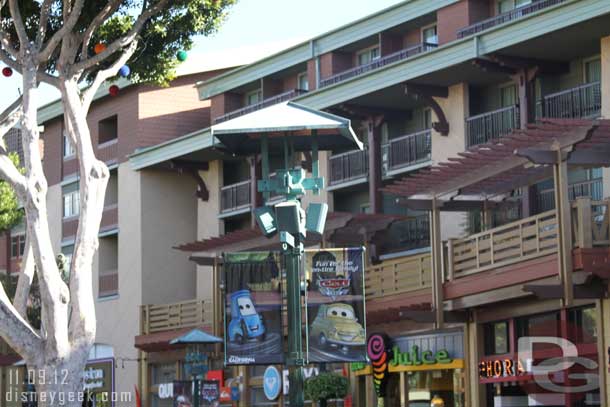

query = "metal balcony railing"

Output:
[[466, 105, 520, 148], [214, 89, 307, 124], [385, 130, 431, 173], [220, 180, 251, 213], [457, 0, 567, 38], [319, 43, 438, 88], [537, 82, 601, 120], [328, 148, 369, 186], [537, 178, 603, 213]]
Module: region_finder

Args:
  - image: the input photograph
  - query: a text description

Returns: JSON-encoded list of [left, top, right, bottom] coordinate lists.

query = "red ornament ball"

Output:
[[109, 85, 119, 97], [2, 67, 13, 77], [94, 43, 107, 54]]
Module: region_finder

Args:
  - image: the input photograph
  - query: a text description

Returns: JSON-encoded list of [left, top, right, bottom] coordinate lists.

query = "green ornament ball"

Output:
[[177, 50, 187, 62]]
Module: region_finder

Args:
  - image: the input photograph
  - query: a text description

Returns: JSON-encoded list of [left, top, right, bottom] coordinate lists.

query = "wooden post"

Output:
[[575, 197, 593, 249], [249, 155, 262, 228], [595, 300, 608, 407], [399, 371, 407, 407], [367, 119, 383, 214], [430, 198, 444, 328], [553, 153, 574, 307], [446, 239, 455, 282], [482, 200, 492, 231]]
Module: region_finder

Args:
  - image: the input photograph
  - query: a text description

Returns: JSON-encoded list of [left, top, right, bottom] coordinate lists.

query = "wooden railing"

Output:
[[386, 130, 431, 173], [466, 105, 520, 147], [538, 82, 601, 120], [447, 210, 558, 278], [328, 148, 368, 185], [365, 251, 431, 299], [214, 89, 307, 124], [220, 180, 251, 213], [457, 0, 567, 38], [319, 43, 438, 88], [141, 300, 212, 334]]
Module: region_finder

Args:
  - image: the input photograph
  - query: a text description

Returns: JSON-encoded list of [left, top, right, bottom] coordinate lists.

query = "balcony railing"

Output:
[[141, 300, 212, 334], [537, 82, 601, 120], [537, 178, 603, 213], [457, 0, 567, 38], [328, 148, 369, 186], [365, 251, 431, 299], [319, 43, 438, 88], [214, 89, 307, 124], [220, 180, 251, 214], [466, 105, 520, 148], [385, 130, 431, 173], [99, 269, 118, 298]]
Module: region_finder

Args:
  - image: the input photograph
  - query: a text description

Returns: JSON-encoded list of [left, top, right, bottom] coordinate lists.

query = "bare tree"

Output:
[[0, 1, 234, 404]]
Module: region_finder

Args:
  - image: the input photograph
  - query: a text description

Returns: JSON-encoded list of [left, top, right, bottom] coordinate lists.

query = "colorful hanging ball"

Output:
[[118, 65, 131, 78], [2, 67, 13, 77], [94, 43, 107, 54], [109, 85, 119, 97], [176, 50, 187, 62]]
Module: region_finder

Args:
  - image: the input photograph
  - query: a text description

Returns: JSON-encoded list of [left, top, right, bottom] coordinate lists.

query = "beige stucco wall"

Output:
[[94, 163, 142, 407], [46, 184, 63, 252]]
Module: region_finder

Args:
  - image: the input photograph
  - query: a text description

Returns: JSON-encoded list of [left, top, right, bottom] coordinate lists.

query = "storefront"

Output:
[[352, 330, 466, 407], [478, 304, 602, 407]]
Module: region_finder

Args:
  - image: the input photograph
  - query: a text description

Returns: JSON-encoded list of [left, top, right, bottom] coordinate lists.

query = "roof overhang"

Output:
[[211, 101, 363, 155]]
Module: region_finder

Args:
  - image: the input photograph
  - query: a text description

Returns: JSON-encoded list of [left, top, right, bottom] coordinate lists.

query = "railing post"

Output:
[[446, 239, 455, 282], [575, 197, 593, 249]]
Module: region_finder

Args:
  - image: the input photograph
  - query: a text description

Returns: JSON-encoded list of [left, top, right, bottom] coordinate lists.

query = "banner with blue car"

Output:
[[223, 252, 284, 365], [304, 247, 367, 363]]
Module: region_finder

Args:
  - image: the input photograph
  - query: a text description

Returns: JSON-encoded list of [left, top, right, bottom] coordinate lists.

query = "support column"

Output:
[[520, 185, 537, 218], [249, 155, 262, 228], [430, 199, 444, 328], [466, 320, 483, 407], [601, 294, 610, 405], [367, 119, 383, 214], [553, 153, 573, 307], [514, 68, 536, 128]]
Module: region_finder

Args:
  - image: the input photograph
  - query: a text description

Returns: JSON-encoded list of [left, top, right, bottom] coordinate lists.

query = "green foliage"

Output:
[[0, 153, 23, 232], [304, 373, 349, 404], [3, 1, 237, 86]]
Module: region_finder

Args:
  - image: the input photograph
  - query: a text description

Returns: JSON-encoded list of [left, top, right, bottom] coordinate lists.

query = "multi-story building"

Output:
[[129, 1, 610, 406]]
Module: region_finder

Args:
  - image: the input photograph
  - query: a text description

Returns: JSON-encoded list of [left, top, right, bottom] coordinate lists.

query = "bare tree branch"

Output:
[[8, 0, 29, 49], [82, 40, 139, 111], [13, 236, 35, 318], [72, 0, 170, 73], [0, 31, 20, 62], [0, 283, 42, 360], [80, 0, 123, 59], [35, 0, 54, 49], [38, 0, 86, 62]]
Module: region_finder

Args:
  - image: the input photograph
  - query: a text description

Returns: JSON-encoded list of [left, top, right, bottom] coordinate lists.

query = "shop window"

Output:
[[10, 235, 26, 258], [484, 320, 509, 355], [98, 115, 118, 145], [568, 306, 597, 343], [297, 71, 309, 91]]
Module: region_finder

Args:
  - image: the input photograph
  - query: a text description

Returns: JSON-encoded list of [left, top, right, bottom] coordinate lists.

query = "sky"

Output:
[[0, 0, 403, 111]]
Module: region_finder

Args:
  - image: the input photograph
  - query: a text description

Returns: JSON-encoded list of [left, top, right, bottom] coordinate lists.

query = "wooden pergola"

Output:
[[384, 119, 610, 326]]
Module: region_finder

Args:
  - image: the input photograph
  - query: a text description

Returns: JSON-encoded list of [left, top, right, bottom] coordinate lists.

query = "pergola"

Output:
[[384, 119, 610, 326]]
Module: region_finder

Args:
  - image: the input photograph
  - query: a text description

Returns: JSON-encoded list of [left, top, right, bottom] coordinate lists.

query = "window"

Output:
[[98, 115, 118, 145], [421, 24, 438, 45], [297, 71, 309, 91], [484, 320, 509, 355], [500, 84, 517, 107], [63, 131, 75, 158], [63, 190, 80, 218], [423, 108, 432, 130], [61, 245, 73, 275], [10, 235, 26, 258], [584, 57, 601, 83], [245, 89, 261, 106], [357, 46, 380, 66], [498, 0, 531, 13], [568, 306, 597, 343], [516, 311, 560, 340]]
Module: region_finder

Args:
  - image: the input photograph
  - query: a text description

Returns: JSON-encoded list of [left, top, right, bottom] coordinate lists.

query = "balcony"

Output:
[[466, 105, 520, 148], [99, 269, 118, 298], [457, 0, 567, 39], [97, 139, 118, 165], [365, 251, 431, 300], [62, 204, 118, 239], [383, 130, 431, 175], [537, 82, 601, 120], [220, 180, 251, 216], [328, 148, 368, 187], [140, 299, 212, 334], [537, 177, 603, 213], [319, 43, 438, 88], [214, 89, 307, 124]]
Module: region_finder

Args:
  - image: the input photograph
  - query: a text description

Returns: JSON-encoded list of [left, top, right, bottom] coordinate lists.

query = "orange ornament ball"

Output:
[[94, 43, 107, 54]]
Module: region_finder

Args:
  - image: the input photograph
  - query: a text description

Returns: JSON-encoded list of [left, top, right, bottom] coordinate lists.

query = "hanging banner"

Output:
[[172, 381, 193, 407], [304, 247, 367, 362], [223, 252, 284, 365]]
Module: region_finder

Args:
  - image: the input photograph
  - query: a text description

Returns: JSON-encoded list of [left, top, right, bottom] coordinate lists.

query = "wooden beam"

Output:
[[404, 84, 449, 135], [489, 54, 570, 75], [404, 83, 448, 98], [523, 283, 606, 299], [472, 58, 516, 75]]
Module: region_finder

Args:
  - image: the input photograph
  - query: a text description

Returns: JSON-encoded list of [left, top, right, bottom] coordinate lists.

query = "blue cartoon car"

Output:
[[228, 290, 266, 343]]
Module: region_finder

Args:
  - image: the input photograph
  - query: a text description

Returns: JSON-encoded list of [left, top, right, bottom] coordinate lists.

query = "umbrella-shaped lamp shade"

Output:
[[212, 101, 363, 156], [169, 328, 223, 345]]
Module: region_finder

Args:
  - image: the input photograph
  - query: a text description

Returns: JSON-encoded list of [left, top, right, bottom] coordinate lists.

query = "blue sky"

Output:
[[0, 0, 403, 111]]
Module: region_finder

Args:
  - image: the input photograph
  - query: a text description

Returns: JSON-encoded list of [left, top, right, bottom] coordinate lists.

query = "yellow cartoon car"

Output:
[[310, 303, 365, 351]]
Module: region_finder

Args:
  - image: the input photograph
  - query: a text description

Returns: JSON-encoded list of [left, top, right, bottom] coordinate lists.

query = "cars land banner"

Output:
[[304, 247, 367, 362], [223, 252, 284, 365]]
